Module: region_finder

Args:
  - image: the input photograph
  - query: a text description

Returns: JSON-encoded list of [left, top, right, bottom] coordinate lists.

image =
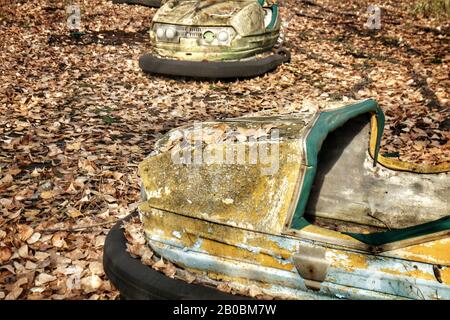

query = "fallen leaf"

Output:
[[27, 232, 41, 244], [0, 246, 12, 263], [51, 232, 67, 248], [17, 224, 34, 241], [18, 244, 28, 258], [40, 190, 55, 200], [81, 275, 103, 293], [88, 261, 104, 276], [35, 273, 57, 286], [5, 287, 22, 300]]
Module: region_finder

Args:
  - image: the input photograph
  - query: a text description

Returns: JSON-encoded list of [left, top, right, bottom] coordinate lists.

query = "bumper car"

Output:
[[112, 0, 162, 7], [104, 99, 450, 299], [138, 0, 290, 78]]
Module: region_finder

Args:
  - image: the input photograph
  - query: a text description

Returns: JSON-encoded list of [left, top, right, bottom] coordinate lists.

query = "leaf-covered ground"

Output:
[[0, 0, 448, 299]]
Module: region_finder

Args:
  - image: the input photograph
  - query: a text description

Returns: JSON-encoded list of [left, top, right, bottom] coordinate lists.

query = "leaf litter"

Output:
[[0, 0, 448, 299]]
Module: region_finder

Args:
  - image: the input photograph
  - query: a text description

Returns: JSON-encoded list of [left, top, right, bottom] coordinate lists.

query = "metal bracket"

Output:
[[293, 245, 330, 291]]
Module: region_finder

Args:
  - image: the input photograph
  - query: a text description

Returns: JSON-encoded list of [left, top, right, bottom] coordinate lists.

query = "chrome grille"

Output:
[[153, 23, 235, 46], [185, 27, 203, 39]]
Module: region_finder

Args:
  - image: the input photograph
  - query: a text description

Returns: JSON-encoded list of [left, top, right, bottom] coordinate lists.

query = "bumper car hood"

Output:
[[154, 0, 265, 31], [139, 100, 385, 234], [139, 99, 450, 251]]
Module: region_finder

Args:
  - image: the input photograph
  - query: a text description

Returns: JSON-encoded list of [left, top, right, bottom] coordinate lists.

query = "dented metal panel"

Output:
[[307, 117, 450, 229], [140, 206, 450, 299], [139, 117, 315, 234], [138, 100, 450, 299]]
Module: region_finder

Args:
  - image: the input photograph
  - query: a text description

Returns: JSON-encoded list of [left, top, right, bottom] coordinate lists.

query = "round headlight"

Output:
[[217, 31, 229, 42], [203, 31, 215, 43], [165, 27, 177, 39], [156, 28, 165, 39]]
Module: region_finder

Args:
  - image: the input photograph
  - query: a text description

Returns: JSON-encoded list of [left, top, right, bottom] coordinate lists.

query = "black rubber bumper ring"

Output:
[[112, 0, 161, 7], [138, 49, 290, 79], [103, 213, 250, 300]]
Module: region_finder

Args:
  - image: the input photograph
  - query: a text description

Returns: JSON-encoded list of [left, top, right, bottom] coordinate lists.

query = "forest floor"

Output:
[[0, 0, 448, 299]]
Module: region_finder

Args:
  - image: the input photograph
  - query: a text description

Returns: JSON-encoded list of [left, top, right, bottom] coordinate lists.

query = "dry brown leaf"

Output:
[[17, 224, 34, 241], [5, 287, 23, 300], [51, 232, 67, 248], [18, 244, 29, 258], [217, 283, 233, 294], [40, 190, 55, 200], [66, 141, 82, 151], [27, 232, 41, 244], [0, 246, 12, 263], [81, 275, 103, 293], [35, 273, 57, 286], [88, 261, 104, 276]]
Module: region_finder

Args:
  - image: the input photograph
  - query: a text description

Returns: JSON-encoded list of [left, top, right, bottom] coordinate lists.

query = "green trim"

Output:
[[295, 217, 311, 229], [258, 0, 265, 6], [291, 99, 384, 230], [289, 99, 450, 246], [266, 4, 279, 30], [291, 166, 316, 229], [345, 216, 450, 246]]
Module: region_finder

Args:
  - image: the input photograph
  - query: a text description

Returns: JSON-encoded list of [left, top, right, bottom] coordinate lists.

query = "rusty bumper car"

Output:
[[104, 99, 450, 299], [138, 0, 290, 79]]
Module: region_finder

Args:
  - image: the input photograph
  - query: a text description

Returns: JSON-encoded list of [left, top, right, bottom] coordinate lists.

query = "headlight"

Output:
[[156, 28, 165, 39], [165, 27, 177, 39], [203, 31, 215, 43], [217, 31, 229, 42]]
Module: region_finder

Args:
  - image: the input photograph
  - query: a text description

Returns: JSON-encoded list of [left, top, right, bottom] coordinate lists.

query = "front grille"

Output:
[[153, 24, 235, 46], [185, 27, 202, 39]]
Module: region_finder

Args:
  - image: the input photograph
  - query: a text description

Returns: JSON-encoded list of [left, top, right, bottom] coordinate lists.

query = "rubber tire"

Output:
[[103, 213, 250, 300], [139, 49, 291, 79], [112, 0, 161, 7]]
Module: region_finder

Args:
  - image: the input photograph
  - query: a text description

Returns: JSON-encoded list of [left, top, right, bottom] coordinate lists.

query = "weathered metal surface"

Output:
[[155, 1, 254, 26], [140, 206, 450, 299], [386, 238, 450, 266], [150, 0, 281, 61], [149, 240, 405, 300], [139, 116, 316, 234], [138, 102, 449, 299], [307, 115, 450, 229]]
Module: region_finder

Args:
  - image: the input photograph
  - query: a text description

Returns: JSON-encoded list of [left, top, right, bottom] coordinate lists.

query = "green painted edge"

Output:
[[289, 99, 450, 246], [291, 99, 384, 229], [267, 4, 279, 30], [295, 217, 311, 229], [258, 0, 265, 6], [344, 216, 450, 246]]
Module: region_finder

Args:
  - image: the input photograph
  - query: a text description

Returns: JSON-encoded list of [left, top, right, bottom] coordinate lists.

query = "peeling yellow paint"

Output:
[[440, 268, 450, 285], [327, 250, 369, 272], [378, 268, 435, 282], [391, 239, 450, 266], [246, 237, 293, 260], [139, 119, 313, 235], [301, 224, 362, 243], [200, 237, 294, 271], [141, 204, 295, 271]]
